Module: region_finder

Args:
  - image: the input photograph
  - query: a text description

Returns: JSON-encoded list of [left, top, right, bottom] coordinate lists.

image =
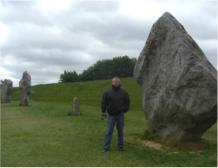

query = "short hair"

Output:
[[112, 76, 121, 81]]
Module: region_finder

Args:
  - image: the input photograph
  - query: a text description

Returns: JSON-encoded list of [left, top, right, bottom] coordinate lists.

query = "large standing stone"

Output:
[[0, 79, 13, 103], [134, 12, 217, 142], [19, 71, 31, 106]]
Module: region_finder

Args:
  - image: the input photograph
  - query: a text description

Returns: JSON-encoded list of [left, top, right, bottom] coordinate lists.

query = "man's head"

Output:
[[112, 76, 121, 88]]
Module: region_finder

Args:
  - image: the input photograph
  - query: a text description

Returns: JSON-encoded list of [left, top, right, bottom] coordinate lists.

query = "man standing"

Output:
[[101, 76, 130, 152]]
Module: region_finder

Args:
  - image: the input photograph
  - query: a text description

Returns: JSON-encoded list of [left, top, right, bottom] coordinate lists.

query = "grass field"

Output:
[[1, 78, 217, 166]]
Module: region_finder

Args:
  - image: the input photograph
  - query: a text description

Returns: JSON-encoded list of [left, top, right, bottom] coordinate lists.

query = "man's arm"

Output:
[[124, 92, 130, 112], [101, 92, 108, 116]]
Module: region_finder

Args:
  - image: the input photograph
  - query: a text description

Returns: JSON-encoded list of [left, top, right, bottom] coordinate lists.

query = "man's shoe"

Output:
[[104, 149, 110, 152], [118, 146, 124, 151]]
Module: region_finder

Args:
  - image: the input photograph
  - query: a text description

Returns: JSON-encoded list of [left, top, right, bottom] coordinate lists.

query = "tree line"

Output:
[[59, 56, 136, 83]]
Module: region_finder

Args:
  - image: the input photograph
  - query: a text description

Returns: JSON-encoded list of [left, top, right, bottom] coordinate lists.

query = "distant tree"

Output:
[[59, 70, 79, 83], [60, 56, 136, 83], [79, 56, 136, 81]]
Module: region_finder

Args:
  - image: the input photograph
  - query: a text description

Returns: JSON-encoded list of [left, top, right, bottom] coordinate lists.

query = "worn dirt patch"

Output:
[[143, 140, 162, 150], [172, 141, 205, 151]]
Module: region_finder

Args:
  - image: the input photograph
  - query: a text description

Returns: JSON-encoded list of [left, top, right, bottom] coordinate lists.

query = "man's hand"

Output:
[[101, 112, 108, 120]]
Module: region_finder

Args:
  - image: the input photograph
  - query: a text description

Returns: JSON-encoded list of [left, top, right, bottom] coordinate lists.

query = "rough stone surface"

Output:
[[19, 71, 31, 106], [134, 12, 217, 142], [0, 79, 13, 103], [70, 97, 80, 115]]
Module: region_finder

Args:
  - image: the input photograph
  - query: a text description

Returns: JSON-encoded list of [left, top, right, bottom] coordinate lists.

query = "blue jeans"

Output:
[[104, 113, 124, 150]]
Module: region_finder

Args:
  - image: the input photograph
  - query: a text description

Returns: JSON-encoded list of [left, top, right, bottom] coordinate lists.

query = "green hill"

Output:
[[12, 77, 143, 111]]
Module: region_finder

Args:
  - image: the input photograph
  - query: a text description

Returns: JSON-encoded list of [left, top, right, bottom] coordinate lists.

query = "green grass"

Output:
[[1, 101, 217, 166], [1, 77, 217, 166]]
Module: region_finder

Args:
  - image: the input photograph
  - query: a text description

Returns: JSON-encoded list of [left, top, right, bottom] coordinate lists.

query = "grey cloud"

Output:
[[0, 0, 217, 86], [72, 0, 119, 12], [0, 1, 51, 26]]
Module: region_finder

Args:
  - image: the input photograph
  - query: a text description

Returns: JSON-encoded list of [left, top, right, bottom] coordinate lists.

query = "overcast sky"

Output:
[[0, 0, 217, 86]]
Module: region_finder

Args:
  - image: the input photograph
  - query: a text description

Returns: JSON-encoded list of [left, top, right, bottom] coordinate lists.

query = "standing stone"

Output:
[[19, 71, 31, 106], [0, 79, 13, 103], [70, 97, 80, 115], [134, 12, 217, 142]]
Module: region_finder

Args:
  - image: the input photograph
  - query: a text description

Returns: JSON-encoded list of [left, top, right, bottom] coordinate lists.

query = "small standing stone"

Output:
[[19, 71, 31, 106], [69, 97, 80, 115], [0, 79, 13, 103]]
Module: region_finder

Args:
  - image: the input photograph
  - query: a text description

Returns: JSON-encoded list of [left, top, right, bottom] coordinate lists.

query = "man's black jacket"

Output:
[[101, 86, 130, 115]]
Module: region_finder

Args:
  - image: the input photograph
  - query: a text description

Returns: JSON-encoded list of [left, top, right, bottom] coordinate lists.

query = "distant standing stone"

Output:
[[70, 97, 80, 115], [0, 79, 13, 103], [19, 71, 31, 106]]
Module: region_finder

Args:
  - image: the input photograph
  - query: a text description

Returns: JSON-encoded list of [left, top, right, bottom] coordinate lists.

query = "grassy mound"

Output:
[[12, 77, 143, 110]]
